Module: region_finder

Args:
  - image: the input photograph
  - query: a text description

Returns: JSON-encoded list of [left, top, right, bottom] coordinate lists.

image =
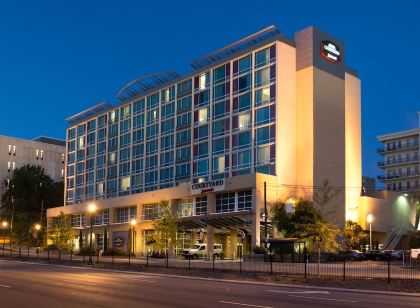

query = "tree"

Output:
[[151, 200, 178, 255], [48, 212, 73, 250], [409, 231, 420, 249], [1, 165, 64, 226], [343, 220, 367, 250]]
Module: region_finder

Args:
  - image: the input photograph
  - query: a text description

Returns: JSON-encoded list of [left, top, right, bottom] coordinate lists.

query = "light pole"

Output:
[[130, 219, 137, 257], [87, 203, 97, 265], [2, 221, 8, 257], [34, 223, 41, 258], [367, 214, 373, 250]]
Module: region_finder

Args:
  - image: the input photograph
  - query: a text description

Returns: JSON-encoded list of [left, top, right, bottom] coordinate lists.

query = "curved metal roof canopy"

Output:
[[116, 71, 181, 102]]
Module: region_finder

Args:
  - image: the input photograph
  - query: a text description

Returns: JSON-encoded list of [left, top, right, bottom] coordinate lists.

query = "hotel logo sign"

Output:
[[191, 179, 225, 195], [320, 40, 341, 63]]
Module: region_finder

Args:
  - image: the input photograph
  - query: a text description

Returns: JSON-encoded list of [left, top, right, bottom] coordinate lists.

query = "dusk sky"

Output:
[[0, 0, 419, 180]]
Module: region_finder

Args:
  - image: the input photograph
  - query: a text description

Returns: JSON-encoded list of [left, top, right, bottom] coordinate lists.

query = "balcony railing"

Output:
[[377, 171, 420, 181], [377, 156, 420, 167], [377, 142, 419, 154]]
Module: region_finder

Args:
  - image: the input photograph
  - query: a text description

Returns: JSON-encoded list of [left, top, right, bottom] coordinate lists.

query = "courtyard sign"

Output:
[[191, 179, 225, 195], [320, 40, 341, 63]]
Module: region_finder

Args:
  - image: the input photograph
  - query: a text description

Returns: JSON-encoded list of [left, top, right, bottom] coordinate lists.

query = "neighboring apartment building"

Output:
[[377, 112, 420, 193], [0, 135, 66, 198], [48, 25, 363, 257]]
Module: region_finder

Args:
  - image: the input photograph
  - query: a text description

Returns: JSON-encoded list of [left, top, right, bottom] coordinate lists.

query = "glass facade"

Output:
[[65, 45, 277, 205]]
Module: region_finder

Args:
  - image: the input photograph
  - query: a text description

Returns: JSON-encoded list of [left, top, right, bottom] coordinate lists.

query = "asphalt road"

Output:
[[0, 259, 418, 308]]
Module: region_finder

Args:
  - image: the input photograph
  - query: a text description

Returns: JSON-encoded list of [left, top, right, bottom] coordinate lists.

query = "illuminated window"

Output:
[[120, 176, 131, 191], [40, 150, 44, 160], [78, 137, 85, 149], [198, 107, 208, 124], [7, 162, 11, 172], [13, 145, 16, 155], [61, 153, 65, 163], [212, 156, 225, 174], [8, 145, 11, 155], [255, 146, 270, 165], [12, 162, 16, 171], [61, 169, 64, 178], [238, 112, 251, 131], [255, 87, 271, 106], [199, 72, 209, 90]]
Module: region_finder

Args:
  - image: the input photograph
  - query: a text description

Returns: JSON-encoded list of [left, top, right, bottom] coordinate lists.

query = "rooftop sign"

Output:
[[320, 40, 341, 63]]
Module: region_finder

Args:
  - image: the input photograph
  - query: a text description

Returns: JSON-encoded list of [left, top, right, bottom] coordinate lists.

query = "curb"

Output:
[[1, 258, 420, 298]]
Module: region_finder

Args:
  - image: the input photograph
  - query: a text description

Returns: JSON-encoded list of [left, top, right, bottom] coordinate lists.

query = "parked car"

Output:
[[182, 243, 223, 260], [364, 250, 391, 261], [330, 250, 365, 261], [389, 250, 404, 260]]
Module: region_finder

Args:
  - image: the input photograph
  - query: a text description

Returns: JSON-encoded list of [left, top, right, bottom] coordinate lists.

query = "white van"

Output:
[[182, 243, 223, 259]]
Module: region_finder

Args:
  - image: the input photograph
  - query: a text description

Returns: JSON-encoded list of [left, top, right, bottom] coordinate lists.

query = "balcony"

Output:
[[377, 171, 420, 181], [377, 156, 420, 168], [377, 142, 419, 154]]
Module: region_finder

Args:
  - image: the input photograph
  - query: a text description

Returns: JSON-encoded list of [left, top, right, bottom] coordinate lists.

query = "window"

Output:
[[12, 162, 16, 171], [133, 129, 144, 143], [213, 65, 225, 83], [238, 112, 251, 131], [255, 67, 270, 86], [238, 55, 251, 73], [238, 190, 252, 211], [238, 74, 251, 92], [147, 109, 159, 124], [233, 131, 251, 149], [198, 72, 209, 90], [161, 151, 174, 166], [212, 138, 225, 155], [176, 130, 191, 144], [133, 99, 145, 114], [238, 93, 251, 111], [120, 105, 131, 119], [176, 198, 194, 217], [160, 167, 174, 183], [176, 146, 190, 161], [255, 47, 270, 67], [198, 107, 208, 124], [212, 156, 225, 174], [115, 208, 129, 223], [133, 114, 144, 128], [213, 101, 227, 119], [120, 133, 131, 147], [197, 159, 209, 176], [177, 96, 192, 112], [255, 146, 270, 165], [176, 163, 190, 178], [255, 125, 274, 145], [213, 83, 225, 100], [147, 93, 159, 109], [177, 79, 192, 96], [177, 112, 191, 128], [68, 127, 76, 139], [162, 102, 175, 118], [216, 193, 236, 213], [161, 135, 174, 150], [120, 176, 131, 191], [197, 142, 208, 158], [145, 155, 158, 170], [143, 204, 161, 221], [232, 149, 251, 169], [213, 119, 228, 136], [161, 118, 174, 134], [195, 197, 207, 215], [255, 106, 273, 125], [146, 124, 159, 138], [255, 87, 271, 106]]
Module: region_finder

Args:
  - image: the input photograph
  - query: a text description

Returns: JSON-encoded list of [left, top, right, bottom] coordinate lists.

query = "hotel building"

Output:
[[377, 112, 420, 193], [0, 135, 66, 198], [47, 25, 363, 257]]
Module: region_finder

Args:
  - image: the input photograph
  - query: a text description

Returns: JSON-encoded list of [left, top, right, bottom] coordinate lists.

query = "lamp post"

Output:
[[34, 223, 41, 258], [87, 203, 97, 265], [367, 214, 373, 250], [2, 221, 8, 257], [130, 219, 137, 257]]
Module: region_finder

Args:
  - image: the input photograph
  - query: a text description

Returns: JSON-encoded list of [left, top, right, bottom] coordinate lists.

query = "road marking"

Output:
[[267, 289, 330, 295], [128, 279, 156, 283], [63, 280, 96, 286], [288, 295, 358, 303], [219, 301, 273, 308], [0, 284, 11, 288]]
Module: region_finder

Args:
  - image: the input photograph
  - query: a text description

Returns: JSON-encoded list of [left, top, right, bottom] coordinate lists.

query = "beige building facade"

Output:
[[47, 25, 371, 256], [0, 135, 66, 198]]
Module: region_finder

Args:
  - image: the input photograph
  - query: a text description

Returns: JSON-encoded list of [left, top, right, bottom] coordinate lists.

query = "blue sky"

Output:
[[0, 0, 419, 180]]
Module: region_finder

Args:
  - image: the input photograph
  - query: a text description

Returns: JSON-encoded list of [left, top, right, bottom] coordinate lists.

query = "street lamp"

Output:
[[130, 219, 137, 257], [367, 214, 374, 250], [1, 221, 8, 257], [87, 203, 97, 265], [34, 223, 41, 257]]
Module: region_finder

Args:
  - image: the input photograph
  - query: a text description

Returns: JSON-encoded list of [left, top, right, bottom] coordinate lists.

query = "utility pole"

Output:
[[264, 181, 267, 247]]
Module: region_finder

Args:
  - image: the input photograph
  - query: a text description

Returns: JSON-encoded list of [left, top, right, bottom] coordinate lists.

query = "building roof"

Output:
[[377, 128, 420, 142], [32, 136, 66, 147], [65, 101, 113, 125]]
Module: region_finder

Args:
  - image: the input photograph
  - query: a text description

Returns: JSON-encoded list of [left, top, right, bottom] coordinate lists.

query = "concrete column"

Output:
[[222, 233, 229, 258], [134, 227, 143, 256], [229, 228, 238, 259], [206, 226, 214, 258], [168, 200, 176, 257], [251, 187, 261, 250], [206, 193, 216, 258]]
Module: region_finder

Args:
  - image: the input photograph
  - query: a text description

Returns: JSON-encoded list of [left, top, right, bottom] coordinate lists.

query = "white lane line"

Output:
[[63, 280, 96, 286], [267, 289, 330, 294], [219, 301, 273, 308], [0, 284, 12, 288], [288, 295, 358, 303], [128, 279, 156, 283]]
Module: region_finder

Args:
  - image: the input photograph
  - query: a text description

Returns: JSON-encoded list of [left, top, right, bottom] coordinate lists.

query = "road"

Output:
[[0, 259, 418, 307]]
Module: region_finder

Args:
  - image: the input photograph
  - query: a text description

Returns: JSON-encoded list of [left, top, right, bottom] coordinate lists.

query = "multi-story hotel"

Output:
[[47, 25, 363, 257], [0, 135, 66, 198], [377, 112, 420, 193]]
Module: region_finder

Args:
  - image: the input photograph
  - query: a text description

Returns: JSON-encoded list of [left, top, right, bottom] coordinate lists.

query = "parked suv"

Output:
[[182, 243, 223, 260]]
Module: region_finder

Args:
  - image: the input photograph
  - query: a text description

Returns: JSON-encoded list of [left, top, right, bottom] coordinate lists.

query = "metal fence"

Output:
[[1, 245, 419, 283]]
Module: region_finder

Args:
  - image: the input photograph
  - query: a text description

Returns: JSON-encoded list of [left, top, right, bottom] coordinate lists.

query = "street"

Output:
[[0, 259, 418, 307]]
